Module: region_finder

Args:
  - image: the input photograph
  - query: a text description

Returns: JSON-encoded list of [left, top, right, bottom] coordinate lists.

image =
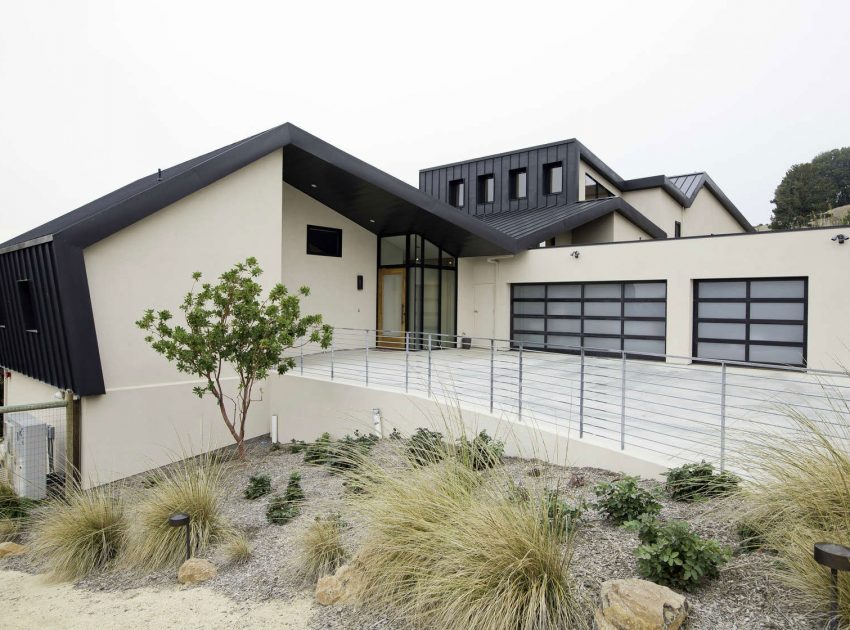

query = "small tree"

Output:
[[136, 257, 332, 458]]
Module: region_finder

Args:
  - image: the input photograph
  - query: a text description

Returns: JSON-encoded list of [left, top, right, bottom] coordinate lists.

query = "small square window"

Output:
[[509, 168, 527, 200], [543, 162, 563, 194], [477, 174, 495, 204], [17, 279, 37, 332], [448, 179, 464, 208], [306, 225, 342, 257]]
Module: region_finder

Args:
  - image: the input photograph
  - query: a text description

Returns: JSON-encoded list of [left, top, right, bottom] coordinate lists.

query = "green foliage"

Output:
[[284, 439, 307, 454], [244, 474, 271, 500], [388, 427, 403, 440], [406, 427, 445, 466], [326, 431, 379, 471], [0, 480, 36, 520], [303, 433, 333, 465], [266, 472, 305, 525], [542, 490, 585, 541], [457, 430, 505, 471], [664, 461, 740, 502], [770, 147, 850, 228], [594, 476, 661, 524], [136, 257, 332, 457], [626, 515, 731, 591]]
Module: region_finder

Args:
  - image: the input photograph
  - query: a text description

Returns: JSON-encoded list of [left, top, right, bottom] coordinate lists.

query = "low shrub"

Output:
[[543, 490, 585, 541], [303, 432, 333, 465], [0, 480, 35, 520], [30, 485, 127, 581], [125, 454, 230, 571], [457, 430, 504, 471], [244, 474, 271, 500], [406, 427, 445, 466], [299, 513, 349, 582], [326, 431, 379, 471], [266, 472, 305, 525], [388, 427, 403, 440], [594, 476, 661, 524], [626, 514, 730, 591], [284, 439, 307, 454], [664, 461, 740, 502]]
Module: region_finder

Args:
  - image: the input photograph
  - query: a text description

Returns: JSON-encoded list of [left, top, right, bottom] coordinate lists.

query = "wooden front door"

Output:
[[377, 268, 406, 349]]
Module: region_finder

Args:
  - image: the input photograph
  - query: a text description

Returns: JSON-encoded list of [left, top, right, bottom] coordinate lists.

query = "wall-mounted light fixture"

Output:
[[832, 234, 848, 244], [357, 275, 364, 290]]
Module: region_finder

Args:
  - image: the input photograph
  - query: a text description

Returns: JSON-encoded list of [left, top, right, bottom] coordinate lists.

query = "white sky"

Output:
[[1, 0, 849, 243]]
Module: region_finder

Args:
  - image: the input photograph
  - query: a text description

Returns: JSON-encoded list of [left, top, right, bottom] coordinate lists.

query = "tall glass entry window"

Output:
[[378, 235, 457, 348]]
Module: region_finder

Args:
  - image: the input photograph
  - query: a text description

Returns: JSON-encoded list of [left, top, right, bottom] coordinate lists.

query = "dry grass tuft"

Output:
[[298, 513, 349, 582], [125, 453, 230, 572], [0, 517, 22, 542], [222, 528, 251, 564], [29, 484, 127, 581], [346, 422, 589, 630]]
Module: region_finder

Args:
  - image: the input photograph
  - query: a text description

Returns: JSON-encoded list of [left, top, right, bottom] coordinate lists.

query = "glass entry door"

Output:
[[377, 268, 406, 348]]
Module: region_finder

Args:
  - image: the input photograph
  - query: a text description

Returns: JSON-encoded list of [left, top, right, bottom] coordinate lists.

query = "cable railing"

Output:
[[285, 327, 850, 472]]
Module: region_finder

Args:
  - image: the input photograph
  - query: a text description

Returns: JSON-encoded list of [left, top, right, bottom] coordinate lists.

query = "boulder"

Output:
[[595, 578, 689, 630], [177, 558, 217, 585], [0, 541, 27, 558], [315, 563, 365, 605]]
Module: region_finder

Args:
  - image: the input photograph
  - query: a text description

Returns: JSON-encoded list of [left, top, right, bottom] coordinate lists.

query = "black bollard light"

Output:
[[814, 542, 850, 630], [168, 512, 192, 562]]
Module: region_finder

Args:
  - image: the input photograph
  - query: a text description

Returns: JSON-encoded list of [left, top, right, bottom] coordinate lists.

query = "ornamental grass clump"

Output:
[[125, 453, 230, 572], [299, 513, 349, 582], [348, 431, 590, 629], [29, 484, 127, 581], [738, 390, 850, 624]]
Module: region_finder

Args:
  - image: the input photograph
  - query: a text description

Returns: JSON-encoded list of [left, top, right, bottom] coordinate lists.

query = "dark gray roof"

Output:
[[478, 197, 666, 249], [669, 173, 706, 199]]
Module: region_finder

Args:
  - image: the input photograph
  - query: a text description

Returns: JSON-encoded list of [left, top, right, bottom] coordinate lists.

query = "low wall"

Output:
[[268, 374, 668, 479]]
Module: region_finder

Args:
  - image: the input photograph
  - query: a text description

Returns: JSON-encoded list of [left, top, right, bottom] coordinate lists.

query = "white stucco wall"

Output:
[[622, 187, 684, 237], [684, 188, 746, 236], [458, 228, 850, 371]]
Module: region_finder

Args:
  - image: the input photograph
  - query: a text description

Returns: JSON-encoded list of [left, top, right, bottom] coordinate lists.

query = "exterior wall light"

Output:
[[814, 542, 850, 629], [832, 234, 848, 244], [169, 512, 192, 562]]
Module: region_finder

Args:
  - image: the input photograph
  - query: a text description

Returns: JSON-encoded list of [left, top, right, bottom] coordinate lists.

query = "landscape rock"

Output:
[[315, 563, 365, 605], [177, 558, 217, 585], [0, 542, 27, 558], [595, 578, 689, 630]]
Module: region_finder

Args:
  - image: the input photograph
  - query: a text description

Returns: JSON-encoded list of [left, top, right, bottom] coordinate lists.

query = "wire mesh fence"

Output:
[[285, 328, 850, 473]]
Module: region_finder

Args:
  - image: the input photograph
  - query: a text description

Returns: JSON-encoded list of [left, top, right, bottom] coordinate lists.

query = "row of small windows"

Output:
[[0, 279, 39, 333], [447, 162, 564, 208]]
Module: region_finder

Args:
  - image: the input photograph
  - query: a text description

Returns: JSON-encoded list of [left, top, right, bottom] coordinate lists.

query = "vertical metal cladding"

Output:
[[0, 240, 75, 391]]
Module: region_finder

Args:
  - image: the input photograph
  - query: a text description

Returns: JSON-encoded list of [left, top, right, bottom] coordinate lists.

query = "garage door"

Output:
[[693, 278, 807, 366], [511, 281, 666, 356]]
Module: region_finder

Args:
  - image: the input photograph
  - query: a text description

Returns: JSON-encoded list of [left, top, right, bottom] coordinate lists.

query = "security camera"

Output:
[[832, 234, 848, 244]]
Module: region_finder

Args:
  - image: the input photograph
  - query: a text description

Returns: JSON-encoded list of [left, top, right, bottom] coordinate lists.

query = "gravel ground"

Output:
[[1, 436, 821, 629]]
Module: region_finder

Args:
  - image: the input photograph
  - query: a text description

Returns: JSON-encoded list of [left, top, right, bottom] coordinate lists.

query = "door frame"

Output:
[[377, 267, 406, 348]]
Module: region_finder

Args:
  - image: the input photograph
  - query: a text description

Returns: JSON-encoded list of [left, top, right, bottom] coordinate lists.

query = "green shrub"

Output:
[[389, 427, 403, 440], [326, 431, 378, 471], [30, 485, 127, 581], [284, 439, 307, 454], [542, 490, 585, 541], [406, 427, 445, 466], [266, 472, 305, 525], [299, 513, 349, 581], [457, 430, 504, 471], [664, 461, 740, 502], [626, 514, 730, 591], [244, 474, 271, 500], [594, 476, 661, 524], [0, 480, 35, 519], [303, 432, 333, 465]]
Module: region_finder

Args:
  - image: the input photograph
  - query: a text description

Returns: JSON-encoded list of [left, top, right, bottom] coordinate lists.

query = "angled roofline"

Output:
[[419, 138, 578, 173]]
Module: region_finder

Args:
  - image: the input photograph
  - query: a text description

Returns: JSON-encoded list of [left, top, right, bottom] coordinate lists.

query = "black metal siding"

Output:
[[419, 141, 578, 216]]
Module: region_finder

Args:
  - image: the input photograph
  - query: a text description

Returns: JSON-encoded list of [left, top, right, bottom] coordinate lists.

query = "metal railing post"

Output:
[[518, 342, 523, 421], [579, 347, 585, 438], [405, 331, 410, 393], [365, 329, 369, 387], [620, 350, 626, 451], [427, 333, 432, 397], [330, 338, 334, 380], [720, 362, 727, 472], [489, 338, 495, 414]]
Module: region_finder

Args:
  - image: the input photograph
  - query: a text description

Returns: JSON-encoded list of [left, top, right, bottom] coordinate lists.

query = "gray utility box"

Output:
[[3, 413, 49, 500]]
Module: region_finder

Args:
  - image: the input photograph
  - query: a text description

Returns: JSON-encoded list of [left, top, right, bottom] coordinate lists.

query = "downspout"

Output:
[[486, 255, 515, 339]]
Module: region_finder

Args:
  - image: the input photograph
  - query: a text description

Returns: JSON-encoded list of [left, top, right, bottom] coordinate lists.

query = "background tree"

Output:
[[770, 147, 850, 229], [137, 257, 332, 458]]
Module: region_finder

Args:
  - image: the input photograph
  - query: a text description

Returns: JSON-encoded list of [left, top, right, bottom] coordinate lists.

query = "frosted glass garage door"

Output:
[[510, 281, 667, 357], [693, 278, 807, 366]]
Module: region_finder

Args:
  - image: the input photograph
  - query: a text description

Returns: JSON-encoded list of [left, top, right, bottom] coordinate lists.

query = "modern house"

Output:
[[1, 123, 848, 485]]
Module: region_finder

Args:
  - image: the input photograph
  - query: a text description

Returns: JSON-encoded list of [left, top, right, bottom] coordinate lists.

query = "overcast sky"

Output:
[[1, 0, 848, 243]]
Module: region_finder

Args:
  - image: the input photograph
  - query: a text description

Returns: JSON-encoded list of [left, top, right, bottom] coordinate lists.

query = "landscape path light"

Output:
[[169, 512, 192, 562], [814, 542, 850, 629]]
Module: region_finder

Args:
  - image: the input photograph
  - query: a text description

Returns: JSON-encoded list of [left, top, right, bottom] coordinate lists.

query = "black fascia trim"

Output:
[[509, 198, 667, 250]]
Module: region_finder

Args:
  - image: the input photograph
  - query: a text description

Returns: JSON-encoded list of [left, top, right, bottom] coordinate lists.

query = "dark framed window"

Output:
[[543, 162, 563, 194], [306, 225, 342, 257], [584, 173, 614, 200], [693, 277, 807, 366], [477, 174, 495, 204], [674, 221, 682, 238], [448, 179, 465, 208], [511, 281, 666, 358], [509, 168, 527, 200], [17, 279, 38, 332]]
